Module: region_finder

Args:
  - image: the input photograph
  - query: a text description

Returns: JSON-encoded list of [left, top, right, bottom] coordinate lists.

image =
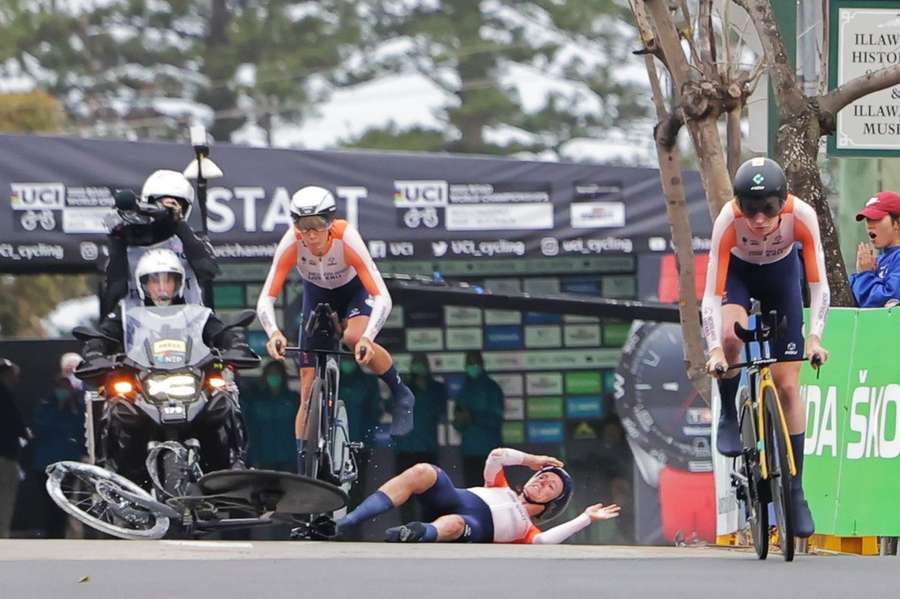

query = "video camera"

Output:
[[113, 189, 171, 221]]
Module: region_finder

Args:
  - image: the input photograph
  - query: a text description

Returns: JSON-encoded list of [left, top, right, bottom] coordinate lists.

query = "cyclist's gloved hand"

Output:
[[705, 347, 728, 378], [355, 337, 375, 366], [266, 331, 287, 361], [804, 335, 829, 367]]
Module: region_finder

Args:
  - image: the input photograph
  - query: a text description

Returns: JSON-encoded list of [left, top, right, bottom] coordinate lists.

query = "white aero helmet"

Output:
[[135, 248, 185, 306], [141, 169, 195, 218], [289, 186, 337, 221]]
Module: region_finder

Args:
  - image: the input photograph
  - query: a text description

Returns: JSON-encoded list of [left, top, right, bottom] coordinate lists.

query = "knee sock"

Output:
[[717, 376, 740, 421], [790, 433, 805, 494], [379, 365, 403, 395], [339, 490, 394, 528]]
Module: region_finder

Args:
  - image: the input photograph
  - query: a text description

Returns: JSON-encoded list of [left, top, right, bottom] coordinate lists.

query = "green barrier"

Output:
[[802, 307, 900, 536]]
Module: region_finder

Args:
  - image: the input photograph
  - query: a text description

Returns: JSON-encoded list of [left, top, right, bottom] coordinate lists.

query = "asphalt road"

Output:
[[0, 540, 894, 599]]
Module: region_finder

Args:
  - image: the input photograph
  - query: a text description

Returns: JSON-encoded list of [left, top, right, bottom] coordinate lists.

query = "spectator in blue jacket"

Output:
[[453, 351, 504, 488], [852, 191, 900, 308]]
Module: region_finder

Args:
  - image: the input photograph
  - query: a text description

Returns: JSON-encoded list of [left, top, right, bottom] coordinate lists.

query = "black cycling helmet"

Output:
[[523, 466, 574, 523], [733, 157, 788, 218]]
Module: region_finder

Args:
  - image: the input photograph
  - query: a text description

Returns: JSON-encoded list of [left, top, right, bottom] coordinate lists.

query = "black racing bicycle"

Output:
[[286, 302, 362, 488], [722, 300, 821, 562]]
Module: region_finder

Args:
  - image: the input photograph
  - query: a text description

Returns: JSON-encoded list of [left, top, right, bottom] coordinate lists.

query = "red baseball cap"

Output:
[[856, 191, 900, 221]]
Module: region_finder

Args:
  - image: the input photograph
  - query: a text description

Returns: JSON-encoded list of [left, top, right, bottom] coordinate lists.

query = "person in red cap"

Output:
[[852, 191, 900, 308]]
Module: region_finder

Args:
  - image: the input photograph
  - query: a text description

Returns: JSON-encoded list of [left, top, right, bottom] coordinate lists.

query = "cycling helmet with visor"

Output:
[[523, 466, 574, 523], [733, 157, 788, 219], [290, 186, 337, 232]]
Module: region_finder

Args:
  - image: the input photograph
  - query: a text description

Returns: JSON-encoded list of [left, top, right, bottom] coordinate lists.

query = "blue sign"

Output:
[[561, 277, 601, 295], [443, 374, 466, 398], [566, 396, 604, 419], [527, 421, 564, 444], [485, 325, 524, 350], [525, 311, 562, 324]]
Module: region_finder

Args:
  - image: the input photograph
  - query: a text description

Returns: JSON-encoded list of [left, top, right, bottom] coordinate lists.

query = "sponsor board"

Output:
[[527, 397, 564, 419], [445, 203, 553, 231], [504, 398, 525, 420], [406, 328, 444, 351], [445, 327, 483, 350], [566, 396, 604, 419], [484, 325, 524, 350], [393, 180, 449, 207], [524, 312, 562, 325], [484, 349, 621, 371], [561, 277, 601, 295], [564, 324, 602, 347], [484, 310, 522, 326], [492, 373, 524, 397], [565, 371, 604, 394], [444, 306, 483, 326], [441, 239, 527, 257], [502, 421, 526, 445], [523, 277, 560, 294], [428, 353, 466, 374], [407, 306, 443, 327], [564, 314, 600, 323], [527, 421, 564, 444], [602, 275, 637, 299], [61, 206, 113, 234], [568, 420, 601, 440], [603, 323, 632, 347], [0, 243, 65, 261], [525, 372, 564, 396], [483, 278, 522, 294], [570, 201, 625, 228], [524, 325, 563, 349]]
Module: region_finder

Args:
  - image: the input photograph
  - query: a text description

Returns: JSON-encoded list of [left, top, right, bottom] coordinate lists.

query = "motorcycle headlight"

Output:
[[145, 373, 198, 401]]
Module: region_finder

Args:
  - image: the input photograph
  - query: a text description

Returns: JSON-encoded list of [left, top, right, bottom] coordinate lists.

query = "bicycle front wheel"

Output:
[[739, 398, 768, 560], [764, 386, 795, 562], [301, 379, 323, 480]]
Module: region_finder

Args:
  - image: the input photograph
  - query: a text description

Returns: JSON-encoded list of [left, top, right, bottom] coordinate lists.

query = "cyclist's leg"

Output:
[[337, 463, 440, 533], [717, 259, 752, 456], [294, 281, 319, 472], [343, 283, 415, 435], [765, 252, 814, 536]]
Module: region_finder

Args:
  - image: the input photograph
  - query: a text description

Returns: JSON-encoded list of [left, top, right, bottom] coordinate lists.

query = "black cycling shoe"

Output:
[[390, 385, 416, 436], [385, 521, 427, 542], [791, 489, 815, 538], [716, 412, 742, 457]]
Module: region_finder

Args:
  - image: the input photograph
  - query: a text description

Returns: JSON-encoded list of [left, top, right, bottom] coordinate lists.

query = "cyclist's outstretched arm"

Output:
[[257, 228, 297, 358], [530, 504, 621, 544], [701, 205, 738, 372], [794, 201, 831, 362]]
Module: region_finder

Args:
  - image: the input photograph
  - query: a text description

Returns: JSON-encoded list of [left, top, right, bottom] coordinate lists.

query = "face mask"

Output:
[[466, 365, 482, 379], [411, 363, 428, 377], [339, 360, 356, 375], [265, 374, 282, 390]]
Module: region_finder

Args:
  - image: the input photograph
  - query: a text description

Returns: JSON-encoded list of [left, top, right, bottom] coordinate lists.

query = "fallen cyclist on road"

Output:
[[334, 447, 620, 543]]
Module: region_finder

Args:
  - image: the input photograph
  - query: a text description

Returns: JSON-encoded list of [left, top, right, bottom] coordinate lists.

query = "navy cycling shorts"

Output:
[[296, 277, 372, 368], [415, 466, 494, 543], [723, 250, 805, 360]]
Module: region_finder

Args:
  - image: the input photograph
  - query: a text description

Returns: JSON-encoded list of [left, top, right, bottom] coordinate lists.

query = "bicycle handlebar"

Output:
[[283, 346, 356, 358]]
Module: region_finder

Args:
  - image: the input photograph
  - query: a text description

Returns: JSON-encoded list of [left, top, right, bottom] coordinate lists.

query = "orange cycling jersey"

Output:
[[701, 196, 830, 351], [256, 220, 391, 342]]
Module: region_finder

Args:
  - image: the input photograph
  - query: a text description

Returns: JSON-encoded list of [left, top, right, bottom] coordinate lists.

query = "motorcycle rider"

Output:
[[100, 169, 219, 315], [82, 249, 254, 484]]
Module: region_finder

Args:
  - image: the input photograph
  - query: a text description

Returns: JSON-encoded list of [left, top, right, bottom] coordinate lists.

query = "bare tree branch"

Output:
[[818, 64, 900, 120]]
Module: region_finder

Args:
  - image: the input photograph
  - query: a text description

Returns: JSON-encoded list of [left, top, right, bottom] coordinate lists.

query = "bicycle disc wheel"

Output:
[[45, 461, 170, 540], [301, 380, 323, 480], [764, 387, 794, 562], [739, 400, 768, 560]]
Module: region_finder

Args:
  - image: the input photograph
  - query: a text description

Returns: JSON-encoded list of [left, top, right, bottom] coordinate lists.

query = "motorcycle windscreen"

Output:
[[122, 304, 213, 369]]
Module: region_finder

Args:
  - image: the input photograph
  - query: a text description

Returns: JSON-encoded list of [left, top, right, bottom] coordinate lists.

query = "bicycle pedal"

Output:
[[348, 442, 364, 451]]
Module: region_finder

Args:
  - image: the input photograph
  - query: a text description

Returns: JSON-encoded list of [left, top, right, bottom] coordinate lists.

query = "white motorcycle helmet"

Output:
[[135, 248, 186, 307], [141, 169, 195, 219], [289, 186, 337, 224]]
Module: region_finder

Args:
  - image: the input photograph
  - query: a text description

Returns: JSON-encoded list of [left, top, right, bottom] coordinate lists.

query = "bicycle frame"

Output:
[[736, 308, 797, 481]]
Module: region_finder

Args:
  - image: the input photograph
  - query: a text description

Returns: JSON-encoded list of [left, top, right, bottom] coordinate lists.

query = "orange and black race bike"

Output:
[[722, 300, 821, 562]]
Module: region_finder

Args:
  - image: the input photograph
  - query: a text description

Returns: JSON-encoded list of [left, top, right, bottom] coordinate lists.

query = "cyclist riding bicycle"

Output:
[[335, 447, 620, 543], [702, 157, 830, 538], [257, 186, 416, 474]]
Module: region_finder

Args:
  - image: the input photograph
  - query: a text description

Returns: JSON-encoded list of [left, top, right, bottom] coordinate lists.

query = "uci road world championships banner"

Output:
[[0, 134, 712, 272]]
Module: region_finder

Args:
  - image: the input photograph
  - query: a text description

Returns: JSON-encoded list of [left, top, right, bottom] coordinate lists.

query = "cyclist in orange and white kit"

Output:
[[335, 447, 621, 543], [702, 157, 829, 538], [257, 186, 415, 473]]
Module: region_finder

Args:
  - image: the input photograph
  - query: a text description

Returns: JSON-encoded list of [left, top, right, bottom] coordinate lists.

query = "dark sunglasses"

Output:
[[738, 196, 783, 218]]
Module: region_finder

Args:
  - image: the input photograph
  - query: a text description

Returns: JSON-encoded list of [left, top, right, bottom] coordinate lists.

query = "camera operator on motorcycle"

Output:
[[81, 249, 255, 485], [100, 169, 219, 315]]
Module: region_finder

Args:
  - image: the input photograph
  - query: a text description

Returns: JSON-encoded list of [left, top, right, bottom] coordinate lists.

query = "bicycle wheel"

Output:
[[45, 461, 171, 540], [301, 379, 323, 480], [763, 387, 794, 561], [739, 399, 768, 560]]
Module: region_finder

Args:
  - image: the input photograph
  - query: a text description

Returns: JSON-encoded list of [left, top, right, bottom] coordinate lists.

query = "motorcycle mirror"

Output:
[[72, 326, 119, 345]]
